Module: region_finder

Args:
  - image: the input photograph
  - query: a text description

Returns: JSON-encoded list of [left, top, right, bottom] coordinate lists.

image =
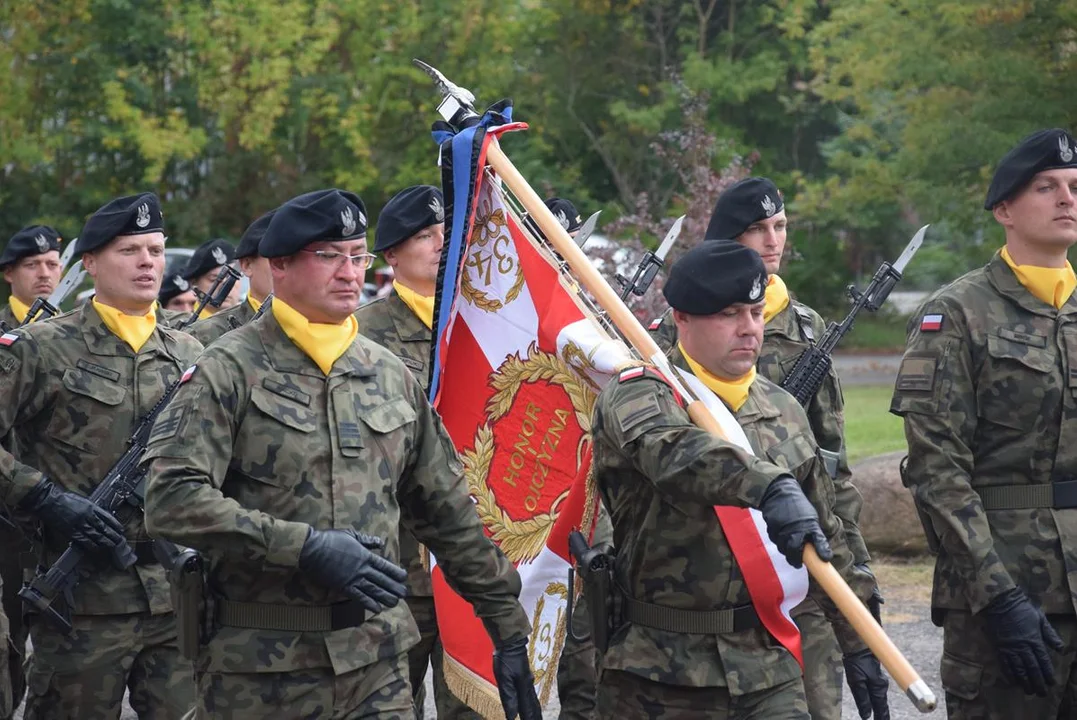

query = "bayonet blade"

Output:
[[412, 59, 476, 112], [893, 224, 928, 274], [56, 237, 79, 274], [574, 211, 601, 248], [655, 215, 686, 261], [45, 263, 86, 310]]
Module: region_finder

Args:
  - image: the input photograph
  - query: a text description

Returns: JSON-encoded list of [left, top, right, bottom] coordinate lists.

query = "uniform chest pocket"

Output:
[[238, 386, 319, 489], [766, 432, 834, 509], [980, 332, 1056, 431], [47, 369, 128, 453], [250, 385, 318, 433]]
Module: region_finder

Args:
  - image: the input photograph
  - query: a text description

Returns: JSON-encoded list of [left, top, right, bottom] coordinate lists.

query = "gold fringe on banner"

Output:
[[442, 651, 507, 720]]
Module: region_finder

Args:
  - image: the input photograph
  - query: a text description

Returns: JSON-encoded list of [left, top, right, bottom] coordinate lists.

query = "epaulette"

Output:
[[616, 365, 685, 406]]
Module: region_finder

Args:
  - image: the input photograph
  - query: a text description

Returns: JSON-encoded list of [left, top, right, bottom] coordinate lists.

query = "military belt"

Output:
[[217, 598, 367, 632], [623, 597, 760, 634], [976, 481, 1077, 510], [132, 541, 160, 566]]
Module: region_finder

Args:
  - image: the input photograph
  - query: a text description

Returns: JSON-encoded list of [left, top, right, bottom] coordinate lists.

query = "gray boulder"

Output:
[[851, 450, 930, 556]]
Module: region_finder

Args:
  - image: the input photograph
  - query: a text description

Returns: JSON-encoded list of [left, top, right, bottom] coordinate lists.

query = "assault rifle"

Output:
[[614, 216, 684, 303], [175, 264, 242, 331], [19, 370, 192, 633], [781, 225, 927, 406]]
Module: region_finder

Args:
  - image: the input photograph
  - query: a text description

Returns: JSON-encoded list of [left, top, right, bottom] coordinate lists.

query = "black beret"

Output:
[[158, 272, 193, 305], [373, 185, 444, 253], [705, 177, 784, 241], [236, 210, 276, 259], [663, 240, 768, 315], [260, 189, 367, 258], [75, 192, 163, 255], [0, 225, 63, 269], [984, 128, 1077, 209], [182, 238, 236, 280], [544, 197, 582, 233]]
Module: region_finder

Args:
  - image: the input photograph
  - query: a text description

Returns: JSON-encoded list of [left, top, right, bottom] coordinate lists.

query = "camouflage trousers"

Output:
[[24, 611, 193, 720], [793, 602, 842, 720], [596, 671, 809, 720], [406, 595, 480, 719], [0, 526, 29, 718], [557, 596, 599, 720], [194, 651, 414, 720], [941, 610, 1077, 719]]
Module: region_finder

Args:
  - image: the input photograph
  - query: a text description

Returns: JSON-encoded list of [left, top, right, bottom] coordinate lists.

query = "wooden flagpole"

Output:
[[484, 138, 937, 714]]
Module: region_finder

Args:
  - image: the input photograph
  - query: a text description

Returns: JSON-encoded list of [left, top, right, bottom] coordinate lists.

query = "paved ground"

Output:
[[832, 353, 903, 387]]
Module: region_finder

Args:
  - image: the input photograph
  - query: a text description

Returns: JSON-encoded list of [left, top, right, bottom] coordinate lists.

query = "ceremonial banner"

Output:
[[429, 115, 630, 717]]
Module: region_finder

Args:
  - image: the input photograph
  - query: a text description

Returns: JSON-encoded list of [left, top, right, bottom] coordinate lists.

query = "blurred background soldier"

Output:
[[143, 188, 541, 720], [0, 226, 63, 329], [181, 237, 240, 318], [0, 192, 199, 718], [158, 272, 197, 315], [188, 210, 275, 346], [892, 128, 1077, 719]]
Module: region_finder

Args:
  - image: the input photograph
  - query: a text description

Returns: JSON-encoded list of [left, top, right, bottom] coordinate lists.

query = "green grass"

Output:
[[842, 384, 907, 463]]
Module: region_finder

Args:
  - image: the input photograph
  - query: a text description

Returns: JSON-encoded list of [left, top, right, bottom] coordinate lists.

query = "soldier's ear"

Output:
[[992, 202, 1014, 228]]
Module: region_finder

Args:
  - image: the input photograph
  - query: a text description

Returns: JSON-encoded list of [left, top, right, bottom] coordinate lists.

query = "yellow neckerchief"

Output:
[[393, 280, 434, 330], [763, 274, 790, 324], [92, 298, 157, 353], [679, 342, 756, 412], [272, 297, 359, 375], [1001, 246, 1077, 309], [197, 305, 215, 320], [247, 294, 263, 313], [8, 296, 30, 324]]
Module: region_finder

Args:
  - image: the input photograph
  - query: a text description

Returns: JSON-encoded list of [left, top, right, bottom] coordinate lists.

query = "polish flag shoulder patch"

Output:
[[648, 317, 663, 331], [618, 366, 647, 383], [920, 313, 944, 332], [0, 333, 20, 347], [180, 365, 198, 384]]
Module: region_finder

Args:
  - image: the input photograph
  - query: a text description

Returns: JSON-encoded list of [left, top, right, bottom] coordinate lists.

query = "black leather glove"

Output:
[[758, 475, 832, 568], [844, 648, 890, 719], [299, 529, 408, 614], [20, 478, 128, 555], [492, 637, 542, 720], [982, 588, 1064, 696]]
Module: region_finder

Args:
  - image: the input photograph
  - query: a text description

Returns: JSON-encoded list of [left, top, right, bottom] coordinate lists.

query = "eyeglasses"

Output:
[[301, 249, 376, 269]]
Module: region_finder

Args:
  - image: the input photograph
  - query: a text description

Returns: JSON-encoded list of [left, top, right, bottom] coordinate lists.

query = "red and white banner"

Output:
[[431, 131, 633, 717]]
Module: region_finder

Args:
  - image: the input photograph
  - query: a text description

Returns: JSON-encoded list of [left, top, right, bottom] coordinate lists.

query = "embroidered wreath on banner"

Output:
[[460, 199, 526, 313], [460, 343, 598, 564]]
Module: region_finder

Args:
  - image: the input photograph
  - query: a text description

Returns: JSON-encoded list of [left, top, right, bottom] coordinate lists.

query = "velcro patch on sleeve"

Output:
[[919, 314, 944, 332], [149, 403, 188, 443], [614, 391, 664, 433], [895, 356, 938, 392], [180, 365, 197, 384], [648, 318, 662, 331], [0, 333, 20, 347]]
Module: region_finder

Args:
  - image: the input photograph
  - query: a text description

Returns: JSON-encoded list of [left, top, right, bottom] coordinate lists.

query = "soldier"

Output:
[[181, 237, 241, 317], [187, 211, 275, 346], [593, 240, 887, 719], [354, 184, 467, 719], [0, 192, 200, 718], [158, 272, 197, 314], [142, 188, 541, 720], [649, 178, 876, 720], [891, 128, 1077, 718], [0, 225, 63, 330]]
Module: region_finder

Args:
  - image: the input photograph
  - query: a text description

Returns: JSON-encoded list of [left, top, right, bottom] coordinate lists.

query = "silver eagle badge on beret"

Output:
[[430, 196, 444, 222], [761, 195, 777, 218], [341, 207, 357, 237], [1059, 134, 1074, 164], [34, 234, 50, 253], [211, 246, 227, 265], [749, 274, 764, 301], [135, 203, 151, 229]]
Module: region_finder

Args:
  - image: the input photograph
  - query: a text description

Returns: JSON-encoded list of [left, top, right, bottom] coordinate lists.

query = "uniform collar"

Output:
[[81, 299, 170, 359], [387, 289, 433, 343], [669, 339, 781, 421], [986, 249, 1077, 318], [255, 308, 377, 380]]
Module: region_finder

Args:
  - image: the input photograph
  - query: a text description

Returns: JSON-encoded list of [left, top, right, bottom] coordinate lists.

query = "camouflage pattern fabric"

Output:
[[0, 526, 29, 716], [24, 612, 193, 720], [795, 606, 843, 720], [557, 505, 613, 720], [354, 290, 479, 719], [187, 299, 257, 347], [596, 671, 809, 720], [938, 611, 1077, 719], [891, 251, 1077, 712], [0, 305, 17, 331], [142, 310, 529, 689], [194, 652, 414, 720], [650, 303, 867, 563], [155, 305, 192, 331], [591, 353, 872, 704], [0, 302, 202, 718]]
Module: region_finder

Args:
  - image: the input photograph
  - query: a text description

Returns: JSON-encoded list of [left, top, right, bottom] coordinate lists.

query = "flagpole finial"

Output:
[[413, 59, 480, 129]]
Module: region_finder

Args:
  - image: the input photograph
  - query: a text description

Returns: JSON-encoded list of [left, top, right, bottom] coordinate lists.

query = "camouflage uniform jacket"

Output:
[[0, 304, 18, 332], [187, 298, 259, 346], [593, 353, 870, 693], [0, 302, 203, 615], [650, 300, 867, 564], [354, 289, 433, 597], [891, 250, 1077, 617], [142, 310, 529, 675], [155, 305, 192, 331]]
